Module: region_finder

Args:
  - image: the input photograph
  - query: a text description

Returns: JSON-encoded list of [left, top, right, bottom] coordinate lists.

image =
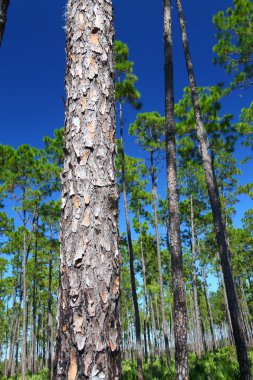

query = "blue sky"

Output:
[[0, 0, 252, 244]]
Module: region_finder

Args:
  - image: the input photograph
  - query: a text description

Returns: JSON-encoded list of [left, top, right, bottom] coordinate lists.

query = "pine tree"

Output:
[[175, 0, 251, 378], [164, 0, 188, 378], [54, 1, 121, 378]]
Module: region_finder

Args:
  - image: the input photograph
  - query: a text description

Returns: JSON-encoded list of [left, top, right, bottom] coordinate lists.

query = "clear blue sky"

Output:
[[0, 0, 252, 234]]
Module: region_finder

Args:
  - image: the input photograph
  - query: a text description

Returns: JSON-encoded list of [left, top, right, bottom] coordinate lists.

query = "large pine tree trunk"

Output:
[[54, 1, 121, 378], [0, 0, 9, 46], [119, 102, 143, 380], [176, 0, 250, 378], [164, 0, 188, 378], [150, 151, 171, 364]]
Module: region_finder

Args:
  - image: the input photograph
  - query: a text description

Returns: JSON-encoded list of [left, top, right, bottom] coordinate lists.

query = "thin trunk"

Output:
[[176, 0, 250, 378], [143, 320, 148, 363], [154, 294, 163, 354], [120, 102, 143, 380], [0, 0, 9, 46], [48, 246, 53, 380], [54, 1, 121, 378], [190, 196, 202, 358], [32, 212, 39, 374], [239, 278, 253, 346], [21, 208, 27, 380], [200, 264, 217, 351], [219, 264, 234, 345], [138, 209, 152, 361], [164, 0, 188, 378], [150, 293, 159, 358], [150, 150, 171, 364], [4, 305, 9, 378]]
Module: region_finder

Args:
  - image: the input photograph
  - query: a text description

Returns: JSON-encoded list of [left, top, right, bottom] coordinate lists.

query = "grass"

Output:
[[1, 347, 253, 379]]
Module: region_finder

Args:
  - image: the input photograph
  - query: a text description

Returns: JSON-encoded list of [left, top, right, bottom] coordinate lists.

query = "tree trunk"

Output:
[[21, 209, 27, 380], [176, 0, 250, 378], [54, 1, 121, 378], [200, 263, 217, 351], [150, 293, 159, 358], [0, 0, 9, 46], [48, 246, 53, 380], [120, 102, 143, 380], [150, 150, 171, 364], [190, 196, 202, 358], [32, 212, 39, 374], [138, 209, 152, 362], [164, 0, 188, 378]]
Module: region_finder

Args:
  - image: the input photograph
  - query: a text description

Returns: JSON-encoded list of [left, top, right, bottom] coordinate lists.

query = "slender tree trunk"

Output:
[[200, 263, 217, 351], [21, 208, 27, 380], [239, 278, 253, 346], [48, 246, 53, 380], [54, 0, 121, 378], [154, 294, 163, 354], [150, 293, 159, 358], [138, 209, 152, 362], [31, 211, 39, 374], [0, 0, 9, 46], [190, 196, 202, 358], [150, 150, 171, 364], [120, 102, 143, 380], [219, 265, 234, 345], [176, 0, 250, 378], [164, 0, 188, 378], [4, 305, 9, 378]]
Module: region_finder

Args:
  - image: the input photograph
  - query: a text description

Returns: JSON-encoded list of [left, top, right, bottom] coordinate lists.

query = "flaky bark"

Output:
[[164, 0, 188, 378], [54, 1, 121, 378], [176, 0, 250, 378], [0, 0, 9, 46]]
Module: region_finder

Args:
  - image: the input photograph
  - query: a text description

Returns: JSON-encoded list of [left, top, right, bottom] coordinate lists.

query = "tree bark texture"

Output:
[[54, 1, 121, 378], [176, 0, 250, 378], [0, 0, 9, 46], [164, 0, 188, 378]]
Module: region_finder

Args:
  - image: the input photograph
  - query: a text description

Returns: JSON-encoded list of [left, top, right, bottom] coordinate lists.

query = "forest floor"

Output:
[[1, 347, 253, 380]]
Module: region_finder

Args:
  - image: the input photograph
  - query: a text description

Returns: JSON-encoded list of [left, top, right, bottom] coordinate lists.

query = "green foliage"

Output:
[[122, 348, 253, 379], [213, 0, 253, 88]]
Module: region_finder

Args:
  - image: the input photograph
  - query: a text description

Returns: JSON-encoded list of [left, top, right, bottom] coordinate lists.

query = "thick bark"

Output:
[[0, 0, 9, 46], [120, 102, 143, 380], [54, 1, 121, 378], [190, 196, 202, 358], [150, 151, 171, 364], [164, 0, 188, 378], [176, 0, 250, 378]]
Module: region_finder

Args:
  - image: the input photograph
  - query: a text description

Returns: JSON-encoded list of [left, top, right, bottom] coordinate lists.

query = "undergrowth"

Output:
[[1, 347, 252, 379]]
